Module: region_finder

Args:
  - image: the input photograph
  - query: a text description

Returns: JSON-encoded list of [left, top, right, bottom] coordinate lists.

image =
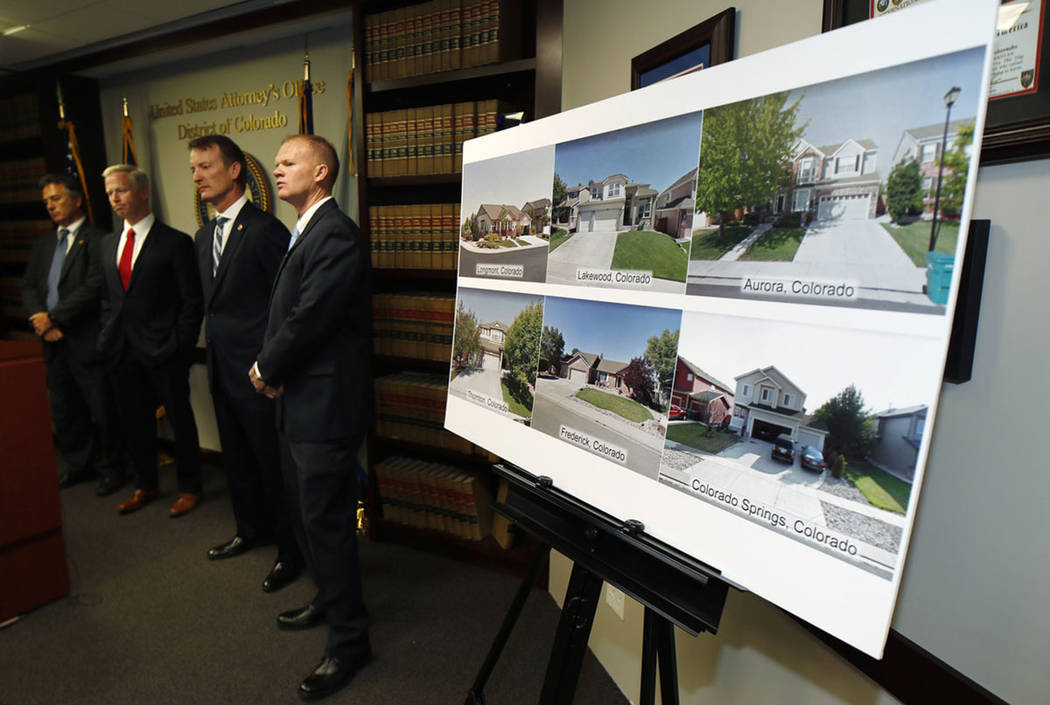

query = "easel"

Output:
[[466, 464, 730, 705]]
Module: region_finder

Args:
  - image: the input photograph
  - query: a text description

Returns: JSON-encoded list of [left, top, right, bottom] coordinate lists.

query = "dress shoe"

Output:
[[58, 469, 97, 489], [277, 602, 325, 631], [297, 650, 372, 701], [208, 536, 255, 560], [169, 492, 201, 518], [96, 474, 125, 497], [262, 559, 303, 593], [118, 489, 159, 514]]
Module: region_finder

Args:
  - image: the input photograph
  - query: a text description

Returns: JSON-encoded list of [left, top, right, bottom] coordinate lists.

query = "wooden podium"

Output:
[[0, 340, 69, 622]]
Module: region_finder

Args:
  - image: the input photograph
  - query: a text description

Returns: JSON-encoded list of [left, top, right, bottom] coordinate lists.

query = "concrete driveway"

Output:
[[546, 229, 618, 283], [449, 356, 527, 420]]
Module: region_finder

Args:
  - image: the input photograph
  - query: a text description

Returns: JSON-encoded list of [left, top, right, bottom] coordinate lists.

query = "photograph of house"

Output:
[[686, 46, 985, 313], [546, 112, 702, 293], [458, 145, 555, 283], [532, 297, 681, 479], [659, 311, 944, 575], [449, 289, 544, 424]]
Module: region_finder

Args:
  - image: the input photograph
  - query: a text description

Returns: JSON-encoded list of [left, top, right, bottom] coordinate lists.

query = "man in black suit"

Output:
[[98, 165, 204, 517], [250, 135, 372, 701], [22, 174, 124, 496], [188, 135, 302, 592]]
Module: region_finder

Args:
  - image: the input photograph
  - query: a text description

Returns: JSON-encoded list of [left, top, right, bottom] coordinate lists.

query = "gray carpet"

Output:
[[0, 464, 629, 704]]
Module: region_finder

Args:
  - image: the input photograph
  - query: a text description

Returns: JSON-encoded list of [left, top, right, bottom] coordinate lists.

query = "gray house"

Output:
[[869, 404, 926, 482]]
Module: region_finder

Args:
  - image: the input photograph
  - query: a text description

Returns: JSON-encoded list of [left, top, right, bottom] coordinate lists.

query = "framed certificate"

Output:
[[823, 0, 1050, 164], [630, 8, 736, 91]]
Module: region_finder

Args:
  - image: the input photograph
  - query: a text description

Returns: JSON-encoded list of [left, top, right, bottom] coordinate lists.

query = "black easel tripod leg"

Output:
[[640, 607, 680, 705], [538, 562, 604, 705], [465, 543, 551, 705]]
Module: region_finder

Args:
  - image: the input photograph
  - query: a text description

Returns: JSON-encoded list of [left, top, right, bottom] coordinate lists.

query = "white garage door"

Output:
[[569, 367, 589, 384], [817, 193, 872, 221], [583, 207, 620, 232], [797, 429, 824, 451], [482, 351, 500, 370]]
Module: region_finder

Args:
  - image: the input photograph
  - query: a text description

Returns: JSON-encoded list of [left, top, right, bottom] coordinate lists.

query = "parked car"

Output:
[[799, 446, 827, 473], [668, 404, 686, 420], [770, 433, 795, 463]]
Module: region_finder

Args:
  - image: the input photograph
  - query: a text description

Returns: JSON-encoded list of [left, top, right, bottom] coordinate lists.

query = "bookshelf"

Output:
[[352, 0, 562, 571]]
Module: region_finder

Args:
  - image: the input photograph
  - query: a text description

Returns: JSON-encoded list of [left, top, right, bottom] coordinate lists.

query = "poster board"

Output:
[[445, 0, 998, 657]]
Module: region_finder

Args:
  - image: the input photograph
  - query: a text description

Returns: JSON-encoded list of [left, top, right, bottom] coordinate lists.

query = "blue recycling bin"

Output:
[[925, 251, 954, 305]]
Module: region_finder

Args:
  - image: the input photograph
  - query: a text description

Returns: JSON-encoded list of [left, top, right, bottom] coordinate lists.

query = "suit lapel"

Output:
[[126, 222, 158, 293], [210, 207, 250, 303], [272, 200, 336, 293], [58, 229, 88, 282]]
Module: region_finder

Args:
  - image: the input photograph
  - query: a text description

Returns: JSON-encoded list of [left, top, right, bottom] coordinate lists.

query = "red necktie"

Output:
[[119, 228, 135, 290]]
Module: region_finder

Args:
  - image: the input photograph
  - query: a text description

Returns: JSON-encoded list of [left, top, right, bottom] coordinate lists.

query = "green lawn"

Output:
[[844, 458, 912, 515], [666, 423, 739, 453], [611, 230, 688, 282], [550, 228, 571, 252], [450, 368, 461, 381], [501, 378, 534, 417], [739, 226, 806, 261], [575, 388, 653, 423], [690, 225, 754, 260], [881, 220, 959, 267]]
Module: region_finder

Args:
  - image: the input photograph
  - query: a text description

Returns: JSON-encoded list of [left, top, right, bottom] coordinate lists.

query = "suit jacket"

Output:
[[257, 199, 371, 443], [195, 201, 290, 400], [98, 219, 203, 368], [21, 222, 108, 364]]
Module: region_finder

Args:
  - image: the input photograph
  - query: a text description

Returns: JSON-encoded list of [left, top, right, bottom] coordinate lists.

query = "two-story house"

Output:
[[558, 351, 631, 393], [671, 356, 734, 424], [653, 168, 696, 240], [730, 366, 828, 451], [868, 404, 926, 481], [475, 204, 532, 238], [478, 321, 507, 368], [521, 198, 552, 233], [558, 174, 659, 234], [891, 120, 974, 214], [775, 138, 880, 222]]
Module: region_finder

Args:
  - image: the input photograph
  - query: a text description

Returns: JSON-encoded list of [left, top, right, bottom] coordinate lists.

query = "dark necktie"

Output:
[[46, 227, 70, 310], [119, 228, 135, 290], [213, 216, 229, 276]]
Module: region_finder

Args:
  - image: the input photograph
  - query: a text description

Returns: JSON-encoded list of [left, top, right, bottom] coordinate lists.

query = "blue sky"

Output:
[[554, 112, 703, 192], [790, 46, 985, 180], [457, 288, 543, 327], [542, 297, 681, 364]]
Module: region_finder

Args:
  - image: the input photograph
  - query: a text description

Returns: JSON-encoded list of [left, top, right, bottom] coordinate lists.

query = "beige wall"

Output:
[[557, 3, 1049, 705], [95, 22, 355, 450]]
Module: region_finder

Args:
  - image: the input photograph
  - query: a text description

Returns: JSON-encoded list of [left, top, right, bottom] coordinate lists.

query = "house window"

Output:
[[835, 156, 855, 174], [797, 157, 815, 183], [761, 388, 772, 402], [742, 384, 751, 397], [606, 182, 622, 198], [783, 393, 791, 407], [792, 189, 810, 212], [686, 373, 693, 381], [921, 143, 938, 163]]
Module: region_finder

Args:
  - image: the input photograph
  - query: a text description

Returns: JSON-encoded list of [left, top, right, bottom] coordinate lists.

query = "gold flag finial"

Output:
[[56, 81, 66, 120]]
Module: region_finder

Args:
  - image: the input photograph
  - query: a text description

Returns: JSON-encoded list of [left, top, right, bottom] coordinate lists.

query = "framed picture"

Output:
[[822, 0, 1050, 164], [630, 8, 736, 91]]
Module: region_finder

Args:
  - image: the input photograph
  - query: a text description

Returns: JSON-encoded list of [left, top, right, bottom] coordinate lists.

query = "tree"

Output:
[[938, 121, 974, 218], [645, 329, 679, 402], [814, 385, 878, 457], [552, 172, 568, 223], [504, 301, 543, 389], [623, 357, 658, 410], [886, 158, 923, 223], [540, 325, 565, 373], [694, 92, 805, 237], [452, 301, 481, 368]]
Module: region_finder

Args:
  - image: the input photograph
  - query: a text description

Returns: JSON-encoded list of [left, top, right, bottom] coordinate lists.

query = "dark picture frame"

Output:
[[631, 8, 736, 91], [822, 0, 1050, 165]]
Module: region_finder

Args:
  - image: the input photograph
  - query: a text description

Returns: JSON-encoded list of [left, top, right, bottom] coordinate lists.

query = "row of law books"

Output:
[[0, 94, 41, 141], [0, 158, 48, 203], [366, 99, 499, 178], [0, 220, 51, 263], [368, 203, 461, 270], [374, 455, 494, 541], [364, 0, 504, 82], [373, 292, 454, 362], [374, 371, 488, 456]]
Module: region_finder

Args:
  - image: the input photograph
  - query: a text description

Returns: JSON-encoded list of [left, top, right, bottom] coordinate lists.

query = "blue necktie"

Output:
[[287, 225, 301, 250], [46, 228, 70, 310], [212, 216, 229, 276]]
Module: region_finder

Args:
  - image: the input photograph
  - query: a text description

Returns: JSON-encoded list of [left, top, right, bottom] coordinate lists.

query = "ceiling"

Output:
[[0, 0, 283, 72]]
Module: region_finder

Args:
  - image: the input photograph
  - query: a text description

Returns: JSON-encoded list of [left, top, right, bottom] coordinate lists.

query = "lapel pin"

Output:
[[237, 224, 243, 231]]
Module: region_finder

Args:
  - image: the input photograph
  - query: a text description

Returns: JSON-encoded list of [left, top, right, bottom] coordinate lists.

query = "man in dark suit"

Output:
[[22, 173, 124, 496], [250, 135, 371, 701], [188, 135, 302, 592], [98, 165, 204, 517]]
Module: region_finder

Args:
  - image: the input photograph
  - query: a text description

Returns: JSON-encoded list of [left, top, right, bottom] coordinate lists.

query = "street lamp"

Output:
[[928, 85, 962, 252]]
